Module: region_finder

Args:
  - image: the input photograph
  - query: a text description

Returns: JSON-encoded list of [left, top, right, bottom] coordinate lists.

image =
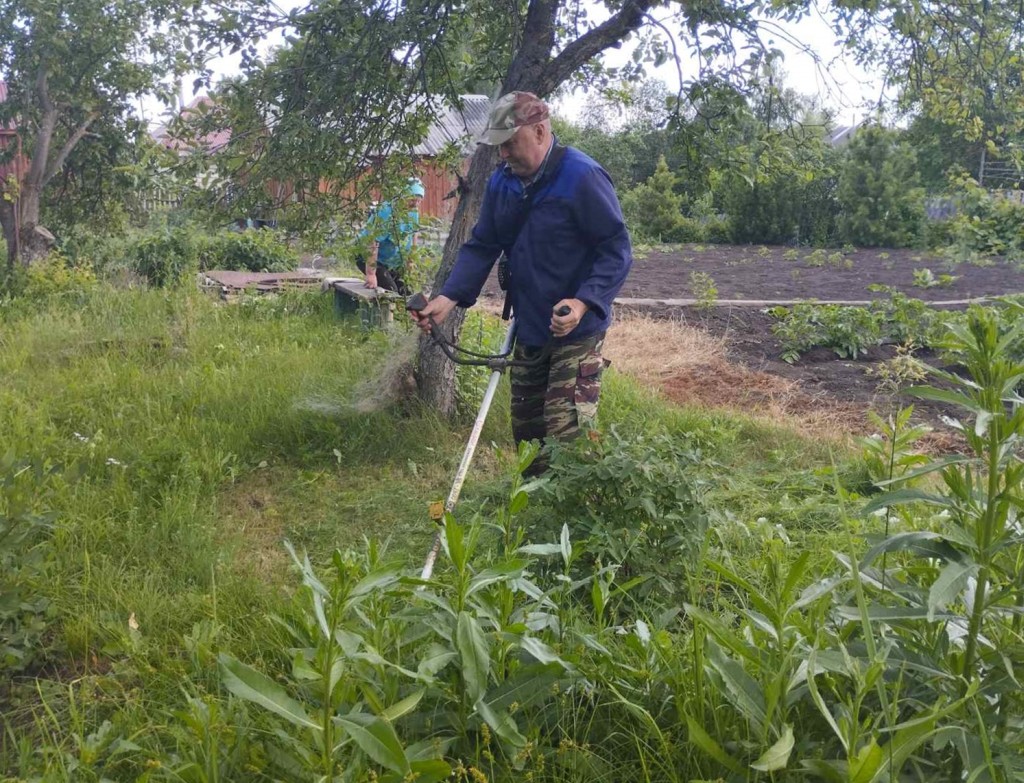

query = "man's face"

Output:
[[498, 123, 547, 178]]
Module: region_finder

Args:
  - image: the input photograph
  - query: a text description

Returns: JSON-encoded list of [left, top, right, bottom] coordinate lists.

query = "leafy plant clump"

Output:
[[128, 226, 298, 287], [537, 428, 709, 597], [770, 290, 959, 363], [940, 174, 1024, 263]]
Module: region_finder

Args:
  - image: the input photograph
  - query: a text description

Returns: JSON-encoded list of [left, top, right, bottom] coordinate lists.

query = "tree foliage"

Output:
[[836, 124, 924, 248], [0, 0, 242, 265], [844, 2, 1024, 166]]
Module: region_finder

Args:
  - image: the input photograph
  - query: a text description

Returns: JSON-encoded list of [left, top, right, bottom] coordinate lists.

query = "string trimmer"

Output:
[[405, 291, 570, 580]]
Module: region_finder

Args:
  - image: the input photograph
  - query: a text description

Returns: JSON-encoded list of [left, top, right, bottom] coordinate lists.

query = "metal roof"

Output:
[[412, 95, 490, 156]]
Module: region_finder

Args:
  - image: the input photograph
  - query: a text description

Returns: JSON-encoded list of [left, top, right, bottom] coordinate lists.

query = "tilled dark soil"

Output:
[[480, 243, 1021, 441]]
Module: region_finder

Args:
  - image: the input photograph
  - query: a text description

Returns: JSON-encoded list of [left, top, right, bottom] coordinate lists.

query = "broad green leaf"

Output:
[[705, 640, 767, 732], [849, 739, 884, 783], [782, 551, 811, 604], [407, 759, 452, 783], [864, 717, 938, 783], [509, 490, 528, 515], [456, 611, 490, 704], [800, 759, 846, 783], [519, 635, 572, 669], [467, 560, 525, 596], [861, 489, 952, 516], [684, 604, 764, 668], [475, 697, 527, 749], [835, 605, 944, 621], [750, 724, 794, 772], [794, 576, 846, 609], [406, 738, 455, 762], [685, 714, 744, 773], [860, 531, 965, 567], [380, 689, 425, 722], [806, 650, 846, 751], [218, 654, 319, 731], [417, 644, 456, 679], [335, 712, 409, 775], [484, 665, 562, 711], [909, 386, 983, 411], [348, 565, 402, 602], [928, 561, 978, 620], [516, 543, 562, 556]]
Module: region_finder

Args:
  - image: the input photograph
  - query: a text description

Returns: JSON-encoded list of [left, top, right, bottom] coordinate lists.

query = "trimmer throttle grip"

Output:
[[555, 305, 571, 316], [406, 292, 429, 312]]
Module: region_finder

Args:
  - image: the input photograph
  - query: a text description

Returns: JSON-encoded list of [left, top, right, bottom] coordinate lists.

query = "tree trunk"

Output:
[[0, 199, 17, 272], [417, 145, 498, 416]]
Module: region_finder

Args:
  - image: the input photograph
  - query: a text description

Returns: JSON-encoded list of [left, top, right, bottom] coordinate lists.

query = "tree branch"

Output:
[[538, 0, 656, 95], [25, 63, 58, 193], [43, 112, 100, 186]]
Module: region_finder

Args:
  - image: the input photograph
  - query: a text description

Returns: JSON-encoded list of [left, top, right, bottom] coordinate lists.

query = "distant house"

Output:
[[152, 94, 491, 221], [827, 122, 862, 148]]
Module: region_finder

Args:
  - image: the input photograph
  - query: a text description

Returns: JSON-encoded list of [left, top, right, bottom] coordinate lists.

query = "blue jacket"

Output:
[[360, 202, 419, 269], [439, 144, 632, 347]]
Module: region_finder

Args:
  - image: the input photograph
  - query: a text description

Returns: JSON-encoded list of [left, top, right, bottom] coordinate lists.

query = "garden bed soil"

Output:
[[617, 244, 1024, 303], [479, 243, 1024, 441]]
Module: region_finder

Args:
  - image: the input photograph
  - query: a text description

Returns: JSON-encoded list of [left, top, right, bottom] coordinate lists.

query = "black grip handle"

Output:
[[555, 305, 571, 316], [406, 292, 429, 311]]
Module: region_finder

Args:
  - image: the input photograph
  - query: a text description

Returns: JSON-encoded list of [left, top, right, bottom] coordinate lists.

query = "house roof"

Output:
[[828, 122, 861, 148], [412, 95, 490, 156]]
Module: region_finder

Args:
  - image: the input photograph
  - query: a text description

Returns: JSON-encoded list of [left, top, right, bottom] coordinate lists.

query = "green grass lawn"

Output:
[[2, 285, 1019, 781]]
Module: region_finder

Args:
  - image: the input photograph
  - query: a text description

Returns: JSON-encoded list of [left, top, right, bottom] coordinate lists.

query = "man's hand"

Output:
[[551, 298, 589, 338], [410, 294, 457, 334], [364, 270, 378, 289]]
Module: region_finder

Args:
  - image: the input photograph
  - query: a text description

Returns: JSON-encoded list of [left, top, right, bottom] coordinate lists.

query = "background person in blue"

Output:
[[410, 91, 632, 470], [357, 177, 425, 295]]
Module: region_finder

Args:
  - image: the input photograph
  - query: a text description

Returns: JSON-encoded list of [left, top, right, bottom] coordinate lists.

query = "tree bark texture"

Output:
[[416, 0, 655, 413], [417, 145, 498, 416], [0, 199, 17, 271]]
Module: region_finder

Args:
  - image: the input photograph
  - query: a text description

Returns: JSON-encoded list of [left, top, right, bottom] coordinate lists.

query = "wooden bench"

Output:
[[322, 277, 404, 329]]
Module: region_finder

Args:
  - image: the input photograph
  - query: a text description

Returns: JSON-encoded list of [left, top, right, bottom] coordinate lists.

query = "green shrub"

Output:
[[129, 226, 199, 287], [538, 427, 708, 598], [837, 125, 925, 247], [122, 226, 299, 287], [1, 251, 99, 305], [196, 229, 299, 273], [715, 138, 839, 245], [621, 156, 706, 243], [940, 175, 1024, 262]]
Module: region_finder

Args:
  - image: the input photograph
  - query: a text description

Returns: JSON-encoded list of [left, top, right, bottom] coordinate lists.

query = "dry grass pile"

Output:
[[606, 312, 860, 441]]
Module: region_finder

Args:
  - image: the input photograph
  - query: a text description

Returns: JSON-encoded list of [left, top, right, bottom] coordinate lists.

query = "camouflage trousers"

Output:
[[510, 332, 607, 455]]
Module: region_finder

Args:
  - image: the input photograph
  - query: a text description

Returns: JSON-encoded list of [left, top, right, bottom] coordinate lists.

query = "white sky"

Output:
[[142, 2, 888, 131]]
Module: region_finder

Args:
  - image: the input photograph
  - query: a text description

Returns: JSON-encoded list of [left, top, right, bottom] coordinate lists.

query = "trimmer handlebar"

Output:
[[405, 293, 574, 370]]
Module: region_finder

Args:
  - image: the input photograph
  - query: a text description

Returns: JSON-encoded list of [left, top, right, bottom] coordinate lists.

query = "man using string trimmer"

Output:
[[410, 91, 632, 475]]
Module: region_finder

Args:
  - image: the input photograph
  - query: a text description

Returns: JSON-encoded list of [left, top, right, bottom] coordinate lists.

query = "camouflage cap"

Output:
[[479, 92, 550, 145]]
